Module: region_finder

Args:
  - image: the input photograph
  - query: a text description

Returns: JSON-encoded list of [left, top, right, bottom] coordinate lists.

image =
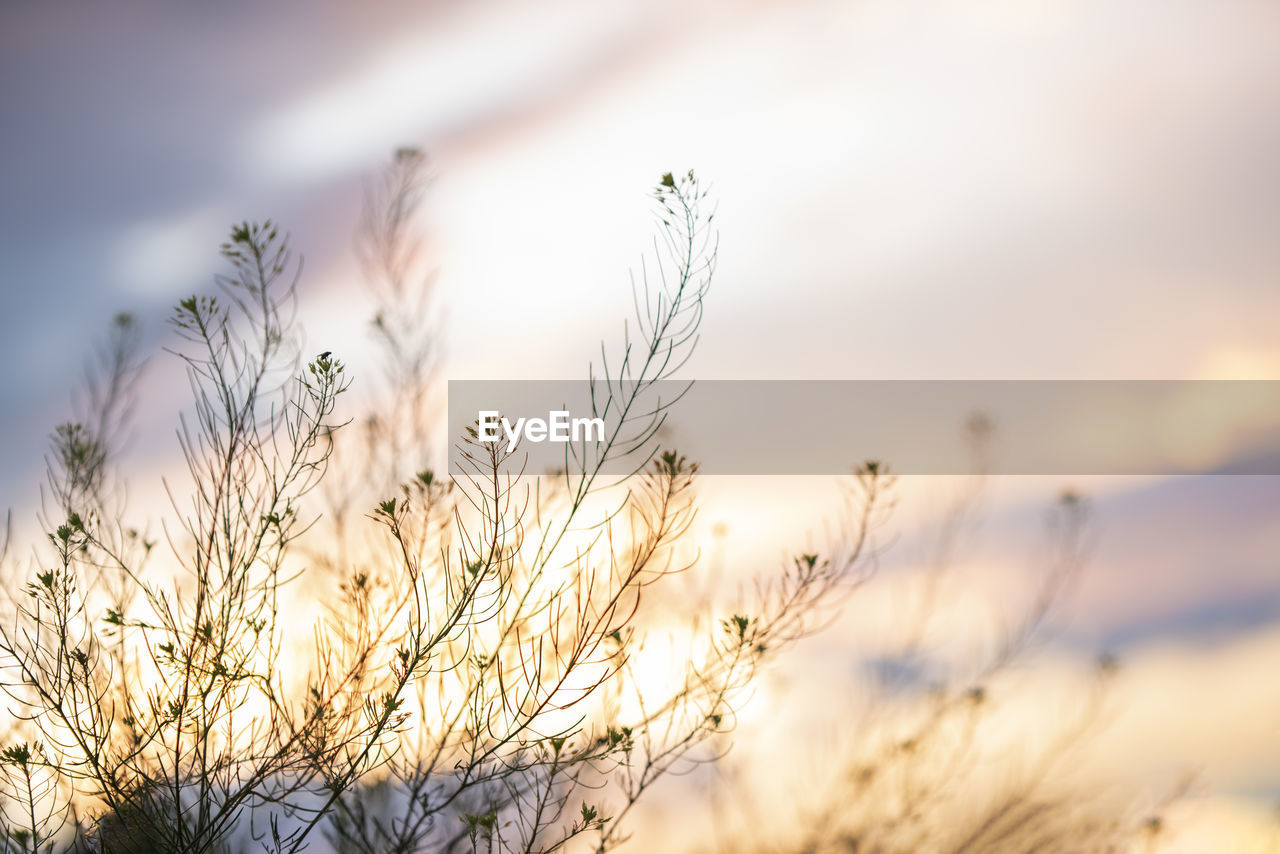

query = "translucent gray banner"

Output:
[[447, 381, 1280, 475]]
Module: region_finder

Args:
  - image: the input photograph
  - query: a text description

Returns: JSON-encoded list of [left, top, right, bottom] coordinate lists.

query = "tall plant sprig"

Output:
[[557, 172, 715, 526], [324, 170, 720, 854], [135, 221, 352, 851]]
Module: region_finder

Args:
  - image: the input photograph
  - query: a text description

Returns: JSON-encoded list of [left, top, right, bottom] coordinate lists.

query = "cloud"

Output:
[[110, 205, 229, 296], [241, 0, 652, 183]]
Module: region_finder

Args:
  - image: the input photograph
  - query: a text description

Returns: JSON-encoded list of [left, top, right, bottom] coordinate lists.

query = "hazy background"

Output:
[[2, 0, 1279, 848]]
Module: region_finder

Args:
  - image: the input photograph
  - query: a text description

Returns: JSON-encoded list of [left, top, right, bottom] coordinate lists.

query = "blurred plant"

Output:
[[326, 146, 441, 521], [700, 467, 1185, 854], [0, 311, 149, 853]]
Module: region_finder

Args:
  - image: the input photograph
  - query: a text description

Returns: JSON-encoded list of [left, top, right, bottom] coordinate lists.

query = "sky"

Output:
[[2, 0, 1280, 848]]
